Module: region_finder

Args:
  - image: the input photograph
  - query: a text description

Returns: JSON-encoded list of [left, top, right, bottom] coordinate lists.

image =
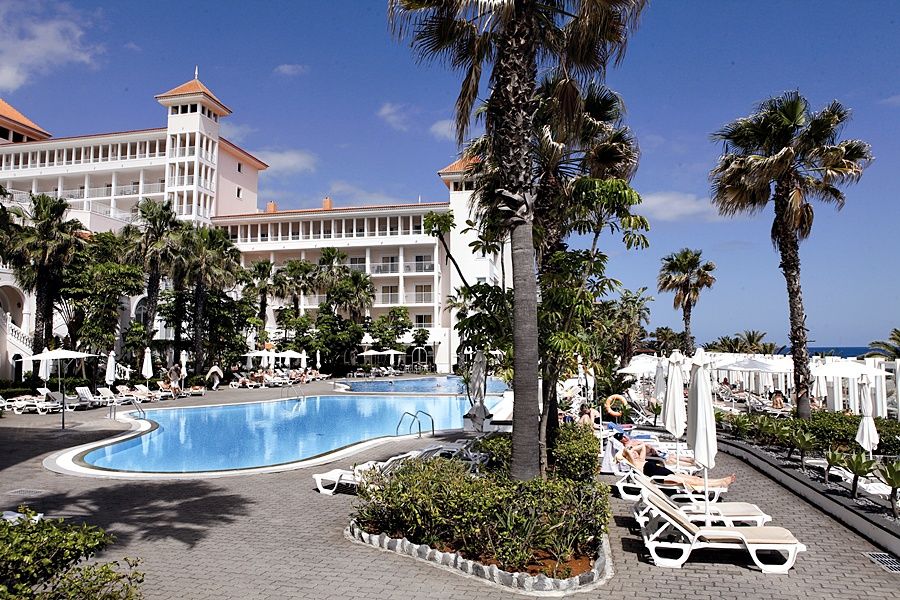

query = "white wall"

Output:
[[216, 147, 260, 216]]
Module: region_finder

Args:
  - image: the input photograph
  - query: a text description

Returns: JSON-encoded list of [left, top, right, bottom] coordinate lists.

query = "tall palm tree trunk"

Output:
[[682, 303, 694, 354], [144, 266, 162, 344], [489, 7, 540, 481], [258, 291, 268, 343], [32, 283, 50, 352], [774, 190, 812, 419], [193, 283, 206, 374]]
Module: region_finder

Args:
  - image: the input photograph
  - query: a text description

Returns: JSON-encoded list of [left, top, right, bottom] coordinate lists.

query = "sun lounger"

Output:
[[97, 387, 135, 405], [613, 452, 727, 503], [640, 492, 806, 573], [188, 385, 206, 396], [117, 385, 147, 402], [74, 386, 107, 408], [314, 451, 421, 495], [12, 395, 62, 415], [632, 473, 771, 527]]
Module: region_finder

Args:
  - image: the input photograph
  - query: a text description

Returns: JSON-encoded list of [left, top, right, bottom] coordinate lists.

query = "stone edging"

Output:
[[345, 520, 613, 596], [718, 437, 900, 556]]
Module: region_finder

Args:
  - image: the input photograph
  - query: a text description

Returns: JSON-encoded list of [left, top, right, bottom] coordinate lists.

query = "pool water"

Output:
[[346, 375, 508, 395], [83, 395, 494, 473]]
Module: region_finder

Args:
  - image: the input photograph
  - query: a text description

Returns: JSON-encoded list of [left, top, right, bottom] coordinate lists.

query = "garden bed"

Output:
[[346, 520, 612, 595]]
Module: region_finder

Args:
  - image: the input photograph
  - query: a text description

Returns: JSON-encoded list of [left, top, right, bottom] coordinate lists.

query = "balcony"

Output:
[[347, 263, 367, 273], [300, 294, 326, 307], [404, 262, 435, 273], [378, 293, 400, 304], [405, 292, 434, 304], [169, 148, 197, 158], [0, 150, 167, 172], [172, 175, 195, 187], [371, 263, 400, 275]]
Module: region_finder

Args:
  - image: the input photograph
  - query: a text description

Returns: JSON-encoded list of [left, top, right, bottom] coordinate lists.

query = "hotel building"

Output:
[[0, 76, 505, 378]]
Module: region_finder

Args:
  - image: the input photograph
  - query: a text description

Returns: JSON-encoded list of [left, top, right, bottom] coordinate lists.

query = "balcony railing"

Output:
[[87, 186, 113, 198], [347, 263, 367, 272], [405, 292, 434, 304], [371, 263, 399, 274], [404, 262, 435, 273], [169, 148, 197, 158], [300, 294, 326, 307], [378, 293, 400, 304], [0, 150, 166, 172], [172, 175, 195, 187]]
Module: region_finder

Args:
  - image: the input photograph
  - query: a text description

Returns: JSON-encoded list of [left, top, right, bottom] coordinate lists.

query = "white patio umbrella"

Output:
[[687, 348, 718, 523], [37, 347, 51, 382], [104, 351, 117, 386], [653, 359, 667, 407], [663, 350, 687, 465], [316, 349, 321, 370], [27, 348, 97, 430], [382, 349, 404, 366], [465, 350, 490, 431], [855, 374, 879, 458], [300, 350, 308, 370], [141, 347, 154, 384], [179, 350, 189, 386]]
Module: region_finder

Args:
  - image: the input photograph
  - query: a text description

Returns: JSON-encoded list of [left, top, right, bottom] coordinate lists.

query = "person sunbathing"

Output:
[[621, 444, 735, 489], [577, 403, 603, 428], [614, 434, 697, 467]]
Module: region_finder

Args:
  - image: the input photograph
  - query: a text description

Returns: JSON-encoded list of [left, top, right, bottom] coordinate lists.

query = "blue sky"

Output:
[[2, 1, 898, 346]]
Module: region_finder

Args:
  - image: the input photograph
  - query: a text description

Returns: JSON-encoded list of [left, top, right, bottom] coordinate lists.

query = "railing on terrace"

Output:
[[347, 263, 367, 273], [379, 293, 400, 304], [169, 148, 197, 158], [371, 263, 399, 274], [404, 292, 434, 304], [404, 262, 435, 273], [7, 317, 32, 350], [0, 151, 166, 172], [301, 295, 326, 307]]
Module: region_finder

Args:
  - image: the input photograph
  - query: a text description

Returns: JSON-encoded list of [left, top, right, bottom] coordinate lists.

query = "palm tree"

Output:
[[184, 227, 241, 371], [736, 329, 767, 353], [389, 0, 646, 481], [6, 194, 85, 351], [651, 326, 681, 355], [128, 197, 178, 343], [867, 328, 900, 359], [710, 91, 872, 418], [327, 270, 375, 324], [244, 260, 276, 343], [315, 247, 349, 294], [616, 287, 651, 368], [657, 248, 716, 353], [272, 259, 318, 315]]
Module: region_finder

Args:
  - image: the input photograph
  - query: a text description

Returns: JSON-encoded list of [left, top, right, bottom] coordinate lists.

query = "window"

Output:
[[464, 180, 475, 191], [190, 104, 198, 113], [415, 314, 433, 327], [477, 277, 486, 284], [381, 285, 399, 304], [349, 257, 366, 272], [171, 106, 177, 115], [237, 162, 243, 173], [236, 187, 243, 199], [414, 254, 433, 272]]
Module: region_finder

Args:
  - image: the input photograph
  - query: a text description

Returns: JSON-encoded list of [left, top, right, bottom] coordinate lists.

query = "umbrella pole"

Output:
[[59, 359, 65, 430], [703, 468, 710, 526]]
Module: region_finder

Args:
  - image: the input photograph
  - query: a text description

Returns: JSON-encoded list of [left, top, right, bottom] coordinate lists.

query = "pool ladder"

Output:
[[396, 410, 435, 438]]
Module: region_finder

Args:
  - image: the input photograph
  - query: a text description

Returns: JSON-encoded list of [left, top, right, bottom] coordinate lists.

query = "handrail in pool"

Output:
[[413, 410, 435, 437]]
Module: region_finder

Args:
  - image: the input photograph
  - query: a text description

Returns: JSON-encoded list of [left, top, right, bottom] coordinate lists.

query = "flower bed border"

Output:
[[718, 437, 900, 556], [346, 520, 613, 596]]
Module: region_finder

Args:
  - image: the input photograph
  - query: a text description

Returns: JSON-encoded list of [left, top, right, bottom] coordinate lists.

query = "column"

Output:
[[110, 171, 118, 211], [874, 374, 886, 417], [398, 246, 405, 304], [191, 188, 198, 219], [139, 169, 145, 197], [83, 173, 91, 211], [432, 242, 439, 326], [31, 178, 37, 194], [848, 377, 859, 414], [57, 176, 63, 198]]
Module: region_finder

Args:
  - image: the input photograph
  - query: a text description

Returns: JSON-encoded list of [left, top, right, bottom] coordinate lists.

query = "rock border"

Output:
[[346, 520, 613, 596]]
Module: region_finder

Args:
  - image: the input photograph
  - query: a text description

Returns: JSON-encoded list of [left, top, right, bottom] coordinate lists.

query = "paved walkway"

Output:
[[1, 385, 896, 599]]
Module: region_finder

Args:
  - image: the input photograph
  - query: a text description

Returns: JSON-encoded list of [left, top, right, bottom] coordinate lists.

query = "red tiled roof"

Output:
[[155, 78, 231, 114], [437, 156, 478, 175], [213, 201, 450, 220], [0, 98, 50, 137], [219, 138, 268, 170]]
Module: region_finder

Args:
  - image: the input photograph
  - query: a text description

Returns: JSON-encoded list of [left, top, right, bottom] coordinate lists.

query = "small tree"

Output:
[[877, 459, 900, 518], [843, 452, 876, 499], [369, 307, 413, 351]]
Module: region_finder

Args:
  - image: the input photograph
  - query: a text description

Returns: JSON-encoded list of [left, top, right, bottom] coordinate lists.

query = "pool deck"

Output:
[[1, 383, 897, 599]]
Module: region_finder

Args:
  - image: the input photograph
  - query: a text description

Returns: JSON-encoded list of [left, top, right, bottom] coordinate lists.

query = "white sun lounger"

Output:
[[313, 451, 421, 495], [640, 492, 806, 573], [613, 452, 727, 503], [632, 473, 771, 527]]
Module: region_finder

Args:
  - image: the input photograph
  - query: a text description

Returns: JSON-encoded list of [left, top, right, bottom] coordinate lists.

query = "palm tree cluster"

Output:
[[391, 0, 648, 479], [705, 330, 784, 355], [866, 329, 900, 360]]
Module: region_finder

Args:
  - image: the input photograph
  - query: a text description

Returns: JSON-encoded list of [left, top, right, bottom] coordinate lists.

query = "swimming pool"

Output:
[[80, 395, 491, 474], [345, 375, 508, 395]]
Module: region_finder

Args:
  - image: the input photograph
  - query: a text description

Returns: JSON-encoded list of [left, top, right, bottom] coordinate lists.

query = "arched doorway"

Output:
[[11, 353, 23, 382], [0, 285, 26, 327]]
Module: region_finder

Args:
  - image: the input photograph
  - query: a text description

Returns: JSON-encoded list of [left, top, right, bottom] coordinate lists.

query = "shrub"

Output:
[[551, 424, 600, 482], [472, 434, 511, 475], [354, 459, 611, 573], [877, 459, 900, 518], [843, 452, 877, 499], [0, 507, 143, 599]]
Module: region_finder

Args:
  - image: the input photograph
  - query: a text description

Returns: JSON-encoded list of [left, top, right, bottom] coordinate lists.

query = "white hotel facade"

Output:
[[0, 76, 506, 378]]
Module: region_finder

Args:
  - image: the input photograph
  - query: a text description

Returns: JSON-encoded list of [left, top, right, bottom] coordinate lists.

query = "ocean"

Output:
[[806, 346, 870, 359]]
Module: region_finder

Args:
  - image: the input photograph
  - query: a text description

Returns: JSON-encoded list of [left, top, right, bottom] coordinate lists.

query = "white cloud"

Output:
[[377, 102, 410, 131], [429, 119, 455, 142], [274, 63, 309, 76], [0, 2, 102, 93], [642, 133, 666, 149], [219, 122, 258, 143], [635, 191, 721, 222], [328, 180, 408, 205], [252, 149, 318, 175], [879, 94, 900, 107], [123, 41, 141, 52]]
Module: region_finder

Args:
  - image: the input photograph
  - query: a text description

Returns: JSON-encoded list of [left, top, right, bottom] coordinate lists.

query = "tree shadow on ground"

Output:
[[5, 480, 254, 549], [0, 424, 127, 473]]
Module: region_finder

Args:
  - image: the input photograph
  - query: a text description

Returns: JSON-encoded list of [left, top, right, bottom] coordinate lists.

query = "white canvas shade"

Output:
[[141, 348, 154, 380], [855, 374, 879, 457], [687, 348, 718, 523], [105, 351, 117, 386]]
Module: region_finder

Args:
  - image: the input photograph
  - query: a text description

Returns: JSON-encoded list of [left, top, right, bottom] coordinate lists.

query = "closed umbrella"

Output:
[[300, 350, 308, 370], [653, 359, 667, 407], [316, 349, 321, 370], [37, 347, 51, 382], [465, 350, 490, 431], [855, 374, 879, 458], [663, 350, 686, 465], [687, 348, 718, 523], [141, 347, 154, 385], [105, 351, 117, 386]]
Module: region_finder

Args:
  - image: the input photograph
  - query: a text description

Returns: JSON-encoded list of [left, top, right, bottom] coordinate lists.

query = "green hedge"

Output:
[[551, 424, 601, 482], [353, 459, 610, 575], [0, 507, 143, 599], [720, 411, 900, 455], [472, 434, 512, 474]]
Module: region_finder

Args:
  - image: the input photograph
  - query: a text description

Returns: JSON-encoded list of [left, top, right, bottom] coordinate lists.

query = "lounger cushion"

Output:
[[687, 502, 764, 517], [699, 526, 799, 545]]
